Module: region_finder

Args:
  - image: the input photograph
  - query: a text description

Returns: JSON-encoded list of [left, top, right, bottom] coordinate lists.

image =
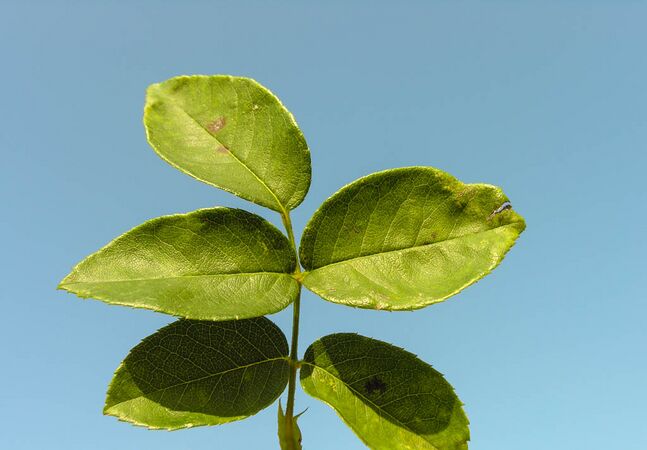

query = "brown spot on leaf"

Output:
[[215, 145, 230, 154], [207, 116, 226, 133]]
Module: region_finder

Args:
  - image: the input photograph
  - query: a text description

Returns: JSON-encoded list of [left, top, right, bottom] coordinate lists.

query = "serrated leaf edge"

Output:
[[302, 221, 525, 311]]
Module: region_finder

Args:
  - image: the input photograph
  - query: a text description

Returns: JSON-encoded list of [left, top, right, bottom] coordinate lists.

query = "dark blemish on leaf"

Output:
[[364, 376, 387, 395], [215, 145, 230, 154], [207, 116, 226, 133], [488, 201, 512, 220]]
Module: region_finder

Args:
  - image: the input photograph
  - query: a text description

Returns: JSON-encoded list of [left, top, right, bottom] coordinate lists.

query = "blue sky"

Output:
[[1, 1, 646, 449]]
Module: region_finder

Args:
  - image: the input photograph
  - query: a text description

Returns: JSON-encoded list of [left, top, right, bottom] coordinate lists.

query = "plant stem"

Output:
[[281, 210, 298, 256], [285, 289, 301, 420], [281, 210, 302, 448]]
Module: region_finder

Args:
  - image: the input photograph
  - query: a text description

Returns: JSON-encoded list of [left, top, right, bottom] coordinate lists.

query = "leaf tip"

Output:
[[56, 277, 74, 294]]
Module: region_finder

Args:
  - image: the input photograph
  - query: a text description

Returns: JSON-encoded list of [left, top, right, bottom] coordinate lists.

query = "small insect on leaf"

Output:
[[487, 201, 513, 220]]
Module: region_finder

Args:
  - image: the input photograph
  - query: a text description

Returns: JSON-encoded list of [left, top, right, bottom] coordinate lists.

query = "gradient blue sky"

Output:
[[2, 1, 646, 449]]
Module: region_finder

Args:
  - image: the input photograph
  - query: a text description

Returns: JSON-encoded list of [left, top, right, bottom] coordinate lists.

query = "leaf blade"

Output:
[[59, 207, 298, 320], [105, 317, 290, 430], [144, 75, 311, 211], [300, 333, 469, 450], [299, 167, 525, 310]]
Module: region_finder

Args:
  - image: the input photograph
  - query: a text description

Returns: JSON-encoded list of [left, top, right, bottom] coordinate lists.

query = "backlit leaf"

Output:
[[105, 317, 289, 430], [144, 75, 311, 212], [300, 333, 469, 450], [299, 167, 525, 310], [59, 208, 298, 320]]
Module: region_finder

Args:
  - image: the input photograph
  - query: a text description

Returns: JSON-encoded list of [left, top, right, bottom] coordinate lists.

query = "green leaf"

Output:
[[277, 400, 304, 450], [105, 317, 290, 430], [144, 75, 311, 212], [300, 333, 469, 450], [299, 167, 525, 310], [59, 207, 299, 320]]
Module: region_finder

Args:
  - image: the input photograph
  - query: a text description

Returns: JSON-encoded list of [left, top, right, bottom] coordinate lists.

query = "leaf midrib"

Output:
[[62, 271, 294, 286], [307, 220, 523, 272], [167, 95, 287, 213], [112, 356, 289, 407]]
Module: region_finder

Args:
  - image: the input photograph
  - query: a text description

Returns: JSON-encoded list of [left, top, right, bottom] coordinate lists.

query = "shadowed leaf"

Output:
[[300, 333, 469, 450], [105, 317, 289, 429]]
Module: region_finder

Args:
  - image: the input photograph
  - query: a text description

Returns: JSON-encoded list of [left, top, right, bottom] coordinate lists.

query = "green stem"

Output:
[[285, 289, 301, 420], [281, 210, 298, 256], [281, 209, 302, 448]]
